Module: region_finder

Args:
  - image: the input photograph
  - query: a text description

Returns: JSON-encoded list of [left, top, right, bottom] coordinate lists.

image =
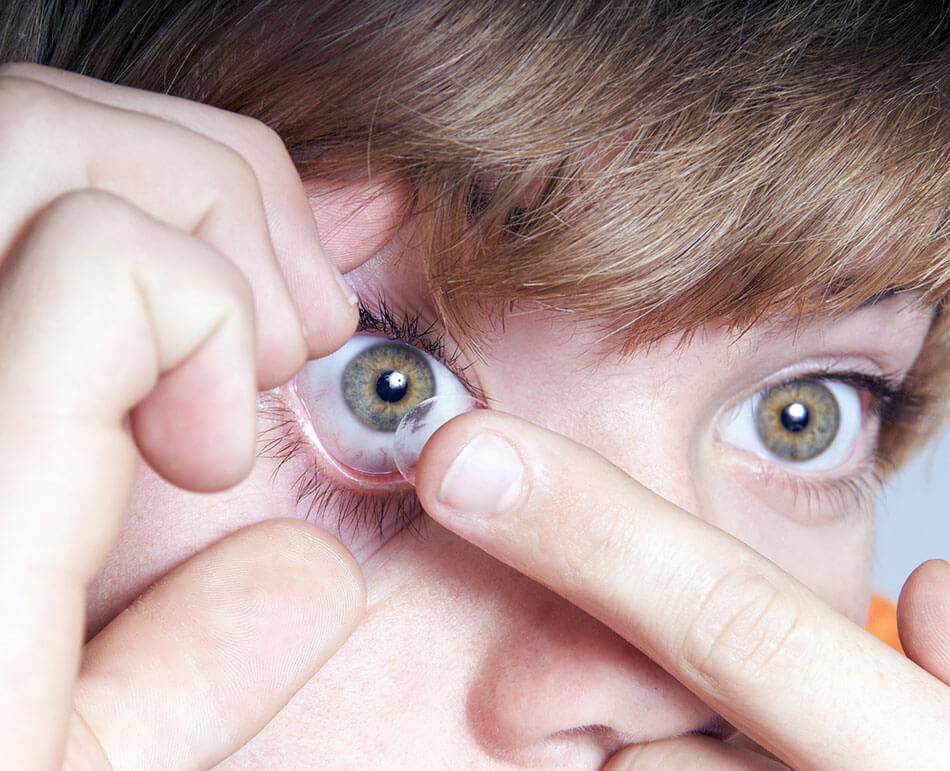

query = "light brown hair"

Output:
[[4, 0, 950, 464]]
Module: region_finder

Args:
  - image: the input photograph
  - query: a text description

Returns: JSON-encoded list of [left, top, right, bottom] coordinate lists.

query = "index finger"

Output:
[[415, 410, 950, 769], [2, 62, 361, 359]]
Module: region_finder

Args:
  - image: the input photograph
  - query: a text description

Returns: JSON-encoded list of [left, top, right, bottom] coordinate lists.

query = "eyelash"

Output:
[[741, 367, 922, 512], [258, 392, 424, 538], [356, 300, 482, 398], [261, 304, 926, 535], [258, 299, 476, 540]]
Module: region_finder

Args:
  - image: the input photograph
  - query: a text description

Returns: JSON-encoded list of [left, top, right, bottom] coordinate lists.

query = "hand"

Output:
[[414, 411, 950, 769], [0, 64, 363, 767]]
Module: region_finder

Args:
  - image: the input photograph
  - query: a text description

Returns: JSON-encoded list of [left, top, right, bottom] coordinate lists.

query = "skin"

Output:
[[2, 64, 950, 769]]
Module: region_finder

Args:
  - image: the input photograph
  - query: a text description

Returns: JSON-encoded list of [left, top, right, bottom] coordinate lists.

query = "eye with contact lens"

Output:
[[292, 335, 475, 476], [718, 378, 863, 471]]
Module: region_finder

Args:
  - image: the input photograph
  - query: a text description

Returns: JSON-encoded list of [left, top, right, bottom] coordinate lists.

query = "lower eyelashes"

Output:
[[714, 367, 918, 524], [761, 454, 883, 522], [251, 298, 479, 559], [257, 391, 426, 561]]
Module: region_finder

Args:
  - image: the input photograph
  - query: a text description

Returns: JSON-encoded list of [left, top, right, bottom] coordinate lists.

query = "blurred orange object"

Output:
[[867, 594, 904, 654]]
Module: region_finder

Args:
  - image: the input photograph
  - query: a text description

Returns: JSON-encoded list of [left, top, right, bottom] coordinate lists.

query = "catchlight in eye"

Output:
[[718, 378, 863, 471], [342, 342, 436, 431], [292, 335, 478, 479], [755, 380, 840, 461]]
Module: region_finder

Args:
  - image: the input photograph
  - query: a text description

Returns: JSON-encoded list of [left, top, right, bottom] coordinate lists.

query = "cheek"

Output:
[[692, 451, 874, 623]]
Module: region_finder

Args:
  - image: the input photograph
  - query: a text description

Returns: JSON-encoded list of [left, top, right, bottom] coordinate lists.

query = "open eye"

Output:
[[292, 335, 471, 476], [718, 378, 863, 471]]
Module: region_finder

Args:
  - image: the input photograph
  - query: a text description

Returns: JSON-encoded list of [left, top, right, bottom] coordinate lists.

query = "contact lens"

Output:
[[342, 341, 435, 431], [292, 335, 475, 477], [394, 394, 484, 484]]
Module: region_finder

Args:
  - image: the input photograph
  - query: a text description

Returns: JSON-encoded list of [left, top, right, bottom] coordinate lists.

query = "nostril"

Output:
[[465, 594, 721, 766]]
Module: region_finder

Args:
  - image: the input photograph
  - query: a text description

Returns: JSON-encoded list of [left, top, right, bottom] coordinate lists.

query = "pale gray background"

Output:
[[874, 428, 950, 598]]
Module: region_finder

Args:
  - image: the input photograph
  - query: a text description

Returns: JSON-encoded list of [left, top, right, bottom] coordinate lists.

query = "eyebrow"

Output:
[[846, 285, 941, 335], [822, 282, 929, 313]]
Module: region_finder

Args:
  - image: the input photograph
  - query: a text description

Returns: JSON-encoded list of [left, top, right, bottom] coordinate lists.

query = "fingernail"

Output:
[[330, 262, 359, 307], [438, 434, 523, 516]]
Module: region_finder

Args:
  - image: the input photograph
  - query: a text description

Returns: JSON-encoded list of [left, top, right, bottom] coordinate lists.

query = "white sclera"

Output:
[[717, 379, 862, 470], [293, 334, 475, 476], [394, 394, 484, 484]]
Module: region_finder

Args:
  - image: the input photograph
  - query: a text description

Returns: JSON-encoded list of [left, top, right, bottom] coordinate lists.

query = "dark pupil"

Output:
[[780, 402, 809, 432], [376, 370, 409, 403]]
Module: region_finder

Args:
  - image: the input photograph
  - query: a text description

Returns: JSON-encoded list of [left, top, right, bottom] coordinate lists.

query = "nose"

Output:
[[437, 314, 721, 762], [463, 563, 718, 766]]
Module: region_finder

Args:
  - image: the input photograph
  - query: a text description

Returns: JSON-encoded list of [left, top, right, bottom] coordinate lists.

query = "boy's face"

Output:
[[84, 191, 934, 766]]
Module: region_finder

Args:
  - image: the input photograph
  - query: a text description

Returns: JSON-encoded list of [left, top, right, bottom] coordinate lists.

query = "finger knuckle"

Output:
[[238, 114, 287, 159], [205, 140, 261, 197], [0, 72, 64, 147], [679, 565, 809, 698], [193, 142, 266, 227], [37, 190, 137, 245], [17, 191, 158, 294], [239, 116, 301, 183]]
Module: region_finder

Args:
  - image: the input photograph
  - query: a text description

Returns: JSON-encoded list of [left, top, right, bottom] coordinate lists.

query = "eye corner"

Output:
[[717, 375, 866, 473]]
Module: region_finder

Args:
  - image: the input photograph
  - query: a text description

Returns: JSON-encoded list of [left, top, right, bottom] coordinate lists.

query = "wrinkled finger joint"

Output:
[[679, 566, 807, 699]]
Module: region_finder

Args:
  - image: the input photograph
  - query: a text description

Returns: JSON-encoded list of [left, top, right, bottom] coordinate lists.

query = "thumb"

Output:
[[70, 519, 364, 769]]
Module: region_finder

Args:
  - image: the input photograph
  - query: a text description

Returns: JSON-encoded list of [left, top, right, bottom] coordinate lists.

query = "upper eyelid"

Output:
[[717, 369, 898, 439], [752, 369, 915, 426], [355, 297, 486, 400], [723, 359, 901, 409]]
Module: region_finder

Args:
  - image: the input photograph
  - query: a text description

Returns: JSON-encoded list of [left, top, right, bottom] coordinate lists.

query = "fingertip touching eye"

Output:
[[293, 334, 472, 477]]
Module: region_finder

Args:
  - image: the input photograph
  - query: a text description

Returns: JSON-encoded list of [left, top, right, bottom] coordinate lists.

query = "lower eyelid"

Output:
[[717, 450, 881, 526], [283, 381, 407, 489], [257, 389, 424, 562]]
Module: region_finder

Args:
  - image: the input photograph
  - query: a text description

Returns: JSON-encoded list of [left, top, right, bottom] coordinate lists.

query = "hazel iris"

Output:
[[342, 342, 436, 431], [755, 380, 840, 461]]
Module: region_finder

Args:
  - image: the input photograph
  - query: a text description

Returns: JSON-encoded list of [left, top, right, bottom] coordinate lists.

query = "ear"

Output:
[[306, 176, 413, 273]]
